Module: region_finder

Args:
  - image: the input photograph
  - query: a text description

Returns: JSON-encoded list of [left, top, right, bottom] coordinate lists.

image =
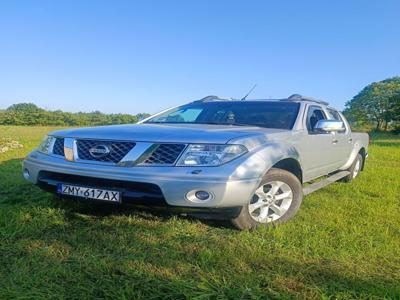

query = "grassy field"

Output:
[[0, 125, 399, 299]]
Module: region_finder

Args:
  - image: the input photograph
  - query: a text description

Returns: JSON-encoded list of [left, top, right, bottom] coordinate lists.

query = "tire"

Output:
[[231, 168, 303, 230], [342, 153, 363, 183]]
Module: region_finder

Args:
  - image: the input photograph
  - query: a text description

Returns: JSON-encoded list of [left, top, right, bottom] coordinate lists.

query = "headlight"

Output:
[[176, 144, 247, 166], [38, 135, 56, 154]]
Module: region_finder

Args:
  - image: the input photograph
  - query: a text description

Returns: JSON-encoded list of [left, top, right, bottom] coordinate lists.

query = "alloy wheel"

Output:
[[353, 159, 361, 178], [248, 180, 293, 223]]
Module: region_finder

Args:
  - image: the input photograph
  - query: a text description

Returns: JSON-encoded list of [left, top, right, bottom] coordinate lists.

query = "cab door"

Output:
[[325, 108, 353, 166], [300, 105, 342, 181]]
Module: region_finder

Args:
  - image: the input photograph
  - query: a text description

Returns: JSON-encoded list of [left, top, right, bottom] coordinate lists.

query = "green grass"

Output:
[[0, 125, 399, 299]]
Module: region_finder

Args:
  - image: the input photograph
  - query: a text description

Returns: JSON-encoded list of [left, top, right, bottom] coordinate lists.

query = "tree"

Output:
[[0, 102, 148, 126], [7, 103, 43, 113], [136, 113, 151, 121], [344, 77, 400, 130]]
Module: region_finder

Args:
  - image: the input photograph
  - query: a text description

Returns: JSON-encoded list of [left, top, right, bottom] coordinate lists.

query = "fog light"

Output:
[[186, 190, 214, 203], [195, 191, 210, 201], [23, 168, 30, 180]]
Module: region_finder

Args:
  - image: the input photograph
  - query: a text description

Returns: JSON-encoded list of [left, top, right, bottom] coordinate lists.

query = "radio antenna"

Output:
[[241, 84, 257, 100]]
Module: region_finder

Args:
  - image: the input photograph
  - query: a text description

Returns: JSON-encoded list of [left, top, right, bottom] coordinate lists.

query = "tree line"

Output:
[[343, 77, 400, 131], [0, 103, 150, 126], [1, 76, 399, 131]]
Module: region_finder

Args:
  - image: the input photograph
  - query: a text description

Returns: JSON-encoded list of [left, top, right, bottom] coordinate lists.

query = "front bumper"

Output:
[[23, 151, 261, 208]]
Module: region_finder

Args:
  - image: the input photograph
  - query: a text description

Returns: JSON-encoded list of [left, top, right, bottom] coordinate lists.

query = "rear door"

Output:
[[325, 108, 353, 166], [300, 105, 342, 180]]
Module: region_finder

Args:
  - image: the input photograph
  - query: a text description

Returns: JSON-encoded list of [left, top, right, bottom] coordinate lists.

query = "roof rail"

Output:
[[287, 94, 329, 105], [194, 95, 234, 102]]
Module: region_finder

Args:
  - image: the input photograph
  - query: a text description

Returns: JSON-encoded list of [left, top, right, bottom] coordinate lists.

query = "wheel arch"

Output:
[[272, 158, 303, 183], [358, 147, 366, 170]]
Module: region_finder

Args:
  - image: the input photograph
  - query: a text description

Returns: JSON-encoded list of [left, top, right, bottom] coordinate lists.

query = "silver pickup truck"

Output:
[[23, 94, 369, 230]]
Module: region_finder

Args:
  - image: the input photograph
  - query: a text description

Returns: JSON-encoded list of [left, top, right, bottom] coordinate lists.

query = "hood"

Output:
[[50, 123, 287, 144]]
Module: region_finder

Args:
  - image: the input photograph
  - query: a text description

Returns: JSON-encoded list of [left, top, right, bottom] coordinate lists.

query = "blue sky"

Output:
[[0, 0, 399, 114]]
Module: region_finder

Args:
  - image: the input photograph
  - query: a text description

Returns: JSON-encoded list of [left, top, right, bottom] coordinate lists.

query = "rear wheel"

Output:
[[231, 168, 303, 230], [342, 153, 363, 182]]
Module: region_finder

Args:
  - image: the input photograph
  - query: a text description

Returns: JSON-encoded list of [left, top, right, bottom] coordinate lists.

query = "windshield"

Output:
[[146, 101, 300, 130]]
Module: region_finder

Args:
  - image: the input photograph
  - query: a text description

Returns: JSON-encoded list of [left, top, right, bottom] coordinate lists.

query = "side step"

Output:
[[303, 171, 350, 196]]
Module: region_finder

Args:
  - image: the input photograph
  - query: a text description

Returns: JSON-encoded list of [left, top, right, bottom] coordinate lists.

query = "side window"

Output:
[[306, 106, 327, 133], [327, 109, 346, 133], [327, 109, 341, 121]]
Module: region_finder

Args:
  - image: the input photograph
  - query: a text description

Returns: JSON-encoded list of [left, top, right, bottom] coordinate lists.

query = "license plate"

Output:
[[57, 184, 120, 202]]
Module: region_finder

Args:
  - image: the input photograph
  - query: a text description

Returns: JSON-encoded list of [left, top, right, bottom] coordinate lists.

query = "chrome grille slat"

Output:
[[76, 140, 136, 163], [51, 138, 186, 166], [53, 138, 65, 156], [141, 144, 186, 165]]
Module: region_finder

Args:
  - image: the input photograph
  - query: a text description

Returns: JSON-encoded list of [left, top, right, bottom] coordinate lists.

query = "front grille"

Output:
[[76, 139, 135, 163], [142, 144, 186, 165], [53, 138, 65, 156]]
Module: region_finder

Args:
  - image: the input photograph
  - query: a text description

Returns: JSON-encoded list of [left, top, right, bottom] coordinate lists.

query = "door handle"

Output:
[[348, 138, 353, 143], [332, 139, 338, 144]]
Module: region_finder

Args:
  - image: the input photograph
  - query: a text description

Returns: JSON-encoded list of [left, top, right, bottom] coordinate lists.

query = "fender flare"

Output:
[[340, 142, 366, 171], [229, 142, 302, 181]]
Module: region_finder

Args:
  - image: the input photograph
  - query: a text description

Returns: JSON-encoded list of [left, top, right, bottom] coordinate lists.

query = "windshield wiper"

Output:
[[228, 123, 259, 127], [145, 121, 184, 124], [145, 121, 264, 128], [197, 122, 262, 127]]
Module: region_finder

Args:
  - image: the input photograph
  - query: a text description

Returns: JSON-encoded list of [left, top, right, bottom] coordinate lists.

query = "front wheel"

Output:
[[231, 168, 303, 230]]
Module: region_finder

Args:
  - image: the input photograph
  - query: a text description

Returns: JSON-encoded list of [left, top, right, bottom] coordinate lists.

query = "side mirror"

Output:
[[314, 120, 345, 133]]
